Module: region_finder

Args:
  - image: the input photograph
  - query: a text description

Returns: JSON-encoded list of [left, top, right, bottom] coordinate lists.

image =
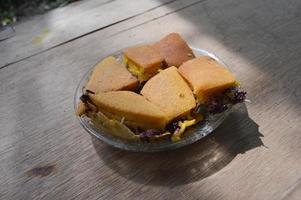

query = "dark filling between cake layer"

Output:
[[79, 86, 247, 141], [194, 86, 247, 115]]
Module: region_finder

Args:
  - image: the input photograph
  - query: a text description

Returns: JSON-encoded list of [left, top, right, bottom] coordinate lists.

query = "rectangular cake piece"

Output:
[[123, 45, 165, 82], [178, 56, 236, 103]]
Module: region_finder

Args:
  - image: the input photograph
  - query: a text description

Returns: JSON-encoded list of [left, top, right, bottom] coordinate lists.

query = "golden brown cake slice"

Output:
[[85, 56, 138, 94], [141, 67, 196, 121], [178, 56, 236, 102], [88, 91, 169, 130], [153, 33, 195, 67], [123, 45, 165, 82]]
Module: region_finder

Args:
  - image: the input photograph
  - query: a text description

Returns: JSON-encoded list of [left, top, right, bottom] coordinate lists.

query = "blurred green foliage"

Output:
[[0, 0, 77, 26]]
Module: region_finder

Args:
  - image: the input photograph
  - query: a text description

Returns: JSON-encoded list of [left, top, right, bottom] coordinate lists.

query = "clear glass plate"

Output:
[[74, 47, 234, 152]]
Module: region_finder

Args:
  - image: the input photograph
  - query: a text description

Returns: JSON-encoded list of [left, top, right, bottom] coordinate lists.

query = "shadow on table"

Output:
[[154, 0, 301, 109], [92, 104, 264, 186]]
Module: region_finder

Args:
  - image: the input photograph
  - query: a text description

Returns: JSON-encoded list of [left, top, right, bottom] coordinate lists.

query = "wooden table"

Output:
[[1, 0, 300, 199]]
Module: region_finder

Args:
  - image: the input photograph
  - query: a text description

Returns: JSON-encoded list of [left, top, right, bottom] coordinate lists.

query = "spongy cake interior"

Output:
[[123, 45, 164, 82]]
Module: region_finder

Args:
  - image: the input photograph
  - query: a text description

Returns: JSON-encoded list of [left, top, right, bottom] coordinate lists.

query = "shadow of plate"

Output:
[[92, 104, 264, 186]]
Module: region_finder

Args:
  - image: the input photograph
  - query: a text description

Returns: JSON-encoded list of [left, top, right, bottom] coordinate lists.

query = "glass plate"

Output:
[[74, 47, 234, 152]]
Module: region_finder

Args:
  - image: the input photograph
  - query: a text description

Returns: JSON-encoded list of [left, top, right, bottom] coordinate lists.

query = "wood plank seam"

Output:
[[280, 177, 301, 200], [1, 0, 301, 198], [0, 0, 179, 70], [110, 0, 208, 37]]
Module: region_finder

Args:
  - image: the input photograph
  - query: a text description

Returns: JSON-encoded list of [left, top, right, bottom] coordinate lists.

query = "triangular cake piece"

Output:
[[85, 56, 138, 94], [89, 91, 168, 130], [141, 67, 196, 121]]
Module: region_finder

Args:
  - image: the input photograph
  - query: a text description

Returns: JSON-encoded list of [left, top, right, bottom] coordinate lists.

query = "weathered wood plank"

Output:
[[0, 0, 175, 67], [0, 0, 205, 70], [1, 0, 301, 199]]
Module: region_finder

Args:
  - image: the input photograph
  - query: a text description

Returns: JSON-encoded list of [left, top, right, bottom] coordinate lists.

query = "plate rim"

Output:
[[74, 46, 235, 152]]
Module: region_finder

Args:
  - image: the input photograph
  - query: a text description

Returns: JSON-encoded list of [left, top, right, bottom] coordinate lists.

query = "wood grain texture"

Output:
[[0, 0, 175, 67], [0, 0, 205, 70], [0, 0, 301, 199]]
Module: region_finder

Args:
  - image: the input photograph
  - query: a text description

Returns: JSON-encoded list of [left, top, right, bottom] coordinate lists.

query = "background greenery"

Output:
[[0, 0, 77, 26]]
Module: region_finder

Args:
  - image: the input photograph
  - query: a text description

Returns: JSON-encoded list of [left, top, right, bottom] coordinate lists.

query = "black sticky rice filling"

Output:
[[194, 86, 247, 115], [80, 86, 246, 141]]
